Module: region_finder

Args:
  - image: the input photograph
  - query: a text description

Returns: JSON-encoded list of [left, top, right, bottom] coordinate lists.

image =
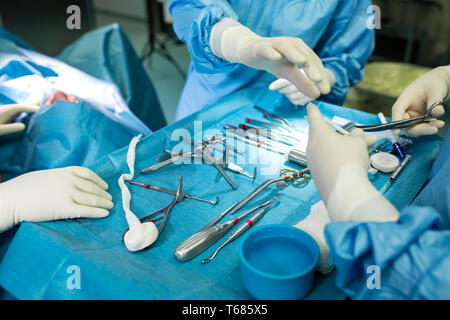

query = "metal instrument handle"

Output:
[[174, 220, 235, 262], [141, 152, 192, 174]]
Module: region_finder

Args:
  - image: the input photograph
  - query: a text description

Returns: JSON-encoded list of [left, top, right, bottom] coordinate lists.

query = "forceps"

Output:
[[200, 167, 310, 230], [140, 136, 238, 190], [254, 105, 296, 130], [128, 180, 219, 205], [201, 194, 280, 263], [121, 176, 184, 240], [343, 101, 445, 132]]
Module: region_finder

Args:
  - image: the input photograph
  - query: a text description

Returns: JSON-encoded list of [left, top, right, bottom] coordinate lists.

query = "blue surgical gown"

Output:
[[169, 0, 375, 120], [325, 129, 450, 299]]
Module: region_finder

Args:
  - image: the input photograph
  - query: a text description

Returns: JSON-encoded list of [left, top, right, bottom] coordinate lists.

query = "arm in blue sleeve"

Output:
[[324, 207, 450, 299], [315, 0, 375, 105], [168, 0, 239, 73]]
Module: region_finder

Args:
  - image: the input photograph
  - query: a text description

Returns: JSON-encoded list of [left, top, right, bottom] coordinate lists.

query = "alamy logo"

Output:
[[66, 265, 81, 290], [66, 5, 81, 30], [366, 265, 381, 290], [367, 5, 381, 30]]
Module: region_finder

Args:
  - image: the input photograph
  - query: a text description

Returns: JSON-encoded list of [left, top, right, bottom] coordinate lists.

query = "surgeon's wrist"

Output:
[[210, 17, 260, 63], [326, 163, 380, 222], [325, 68, 336, 88], [0, 187, 15, 233]]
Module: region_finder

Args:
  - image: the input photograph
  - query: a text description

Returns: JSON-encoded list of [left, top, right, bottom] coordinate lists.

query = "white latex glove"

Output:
[[269, 68, 336, 106], [392, 66, 450, 137], [0, 104, 39, 136], [295, 200, 333, 274], [210, 18, 330, 99], [0, 166, 113, 233], [306, 103, 399, 222]]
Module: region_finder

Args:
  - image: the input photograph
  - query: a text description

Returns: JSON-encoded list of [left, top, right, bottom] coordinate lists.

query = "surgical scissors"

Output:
[[343, 101, 445, 132], [121, 176, 184, 240]]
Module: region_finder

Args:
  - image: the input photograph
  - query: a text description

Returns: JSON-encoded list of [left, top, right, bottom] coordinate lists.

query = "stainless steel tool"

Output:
[[121, 176, 184, 240], [140, 136, 238, 190], [174, 200, 271, 262], [201, 194, 280, 263], [342, 101, 445, 132], [194, 167, 310, 233], [128, 180, 219, 205]]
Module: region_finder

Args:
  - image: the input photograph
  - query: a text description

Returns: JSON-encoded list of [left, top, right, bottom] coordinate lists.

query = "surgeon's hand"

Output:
[[0, 166, 113, 233], [392, 66, 450, 137], [0, 104, 39, 136], [210, 18, 330, 99], [306, 103, 399, 222], [269, 68, 336, 106]]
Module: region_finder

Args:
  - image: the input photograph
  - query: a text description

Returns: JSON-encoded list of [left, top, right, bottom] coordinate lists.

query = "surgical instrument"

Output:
[[245, 117, 284, 129], [222, 145, 255, 178], [128, 180, 219, 205], [199, 167, 310, 231], [224, 124, 290, 153], [254, 105, 295, 128], [184, 136, 243, 156], [378, 112, 406, 159], [141, 147, 201, 174], [239, 124, 298, 146], [324, 118, 350, 135], [202, 143, 237, 189], [224, 125, 287, 155], [286, 149, 308, 167], [201, 194, 280, 263], [140, 136, 238, 190], [380, 154, 411, 194], [342, 101, 445, 132], [224, 124, 309, 167], [174, 200, 271, 262], [121, 176, 184, 241]]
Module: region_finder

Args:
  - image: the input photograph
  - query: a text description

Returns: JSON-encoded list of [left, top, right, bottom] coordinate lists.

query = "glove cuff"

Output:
[[210, 17, 260, 63], [0, 183, 14, 233], [326, 163, 380, 222], [295, 200, 333, 274]]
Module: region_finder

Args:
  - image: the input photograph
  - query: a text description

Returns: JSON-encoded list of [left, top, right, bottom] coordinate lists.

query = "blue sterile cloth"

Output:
[[0, 88, 442, 299]]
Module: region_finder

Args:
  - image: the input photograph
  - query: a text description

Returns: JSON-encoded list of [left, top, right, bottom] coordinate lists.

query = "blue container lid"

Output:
[[240, 224, 320, 280]]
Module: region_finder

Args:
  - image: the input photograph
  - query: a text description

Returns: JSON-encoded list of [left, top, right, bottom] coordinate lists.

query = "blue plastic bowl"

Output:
[[239, 224, 319, 300]]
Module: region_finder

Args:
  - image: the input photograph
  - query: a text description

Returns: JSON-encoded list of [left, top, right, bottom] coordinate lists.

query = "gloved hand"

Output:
[[306, 103, 399, 222], [392, 66, 450, 137], [210, 18, 330, 99], [0, 104, 39, 136], [0, 166, 113, 233], [269, 68, 336, 106], [294, 200, 333, 274]]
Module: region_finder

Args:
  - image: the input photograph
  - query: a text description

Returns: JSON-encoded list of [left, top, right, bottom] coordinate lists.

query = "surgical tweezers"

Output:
[[343, 101, 445, 132], [121, 176, 184, 240], [254, 105, 296, 130]]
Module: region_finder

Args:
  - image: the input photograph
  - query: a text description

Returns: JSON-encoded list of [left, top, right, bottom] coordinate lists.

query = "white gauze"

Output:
[[118, 134, 158, 251]]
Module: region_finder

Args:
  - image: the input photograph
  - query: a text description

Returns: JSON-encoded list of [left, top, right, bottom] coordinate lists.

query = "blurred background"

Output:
[[0, 0, 448, 136]]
